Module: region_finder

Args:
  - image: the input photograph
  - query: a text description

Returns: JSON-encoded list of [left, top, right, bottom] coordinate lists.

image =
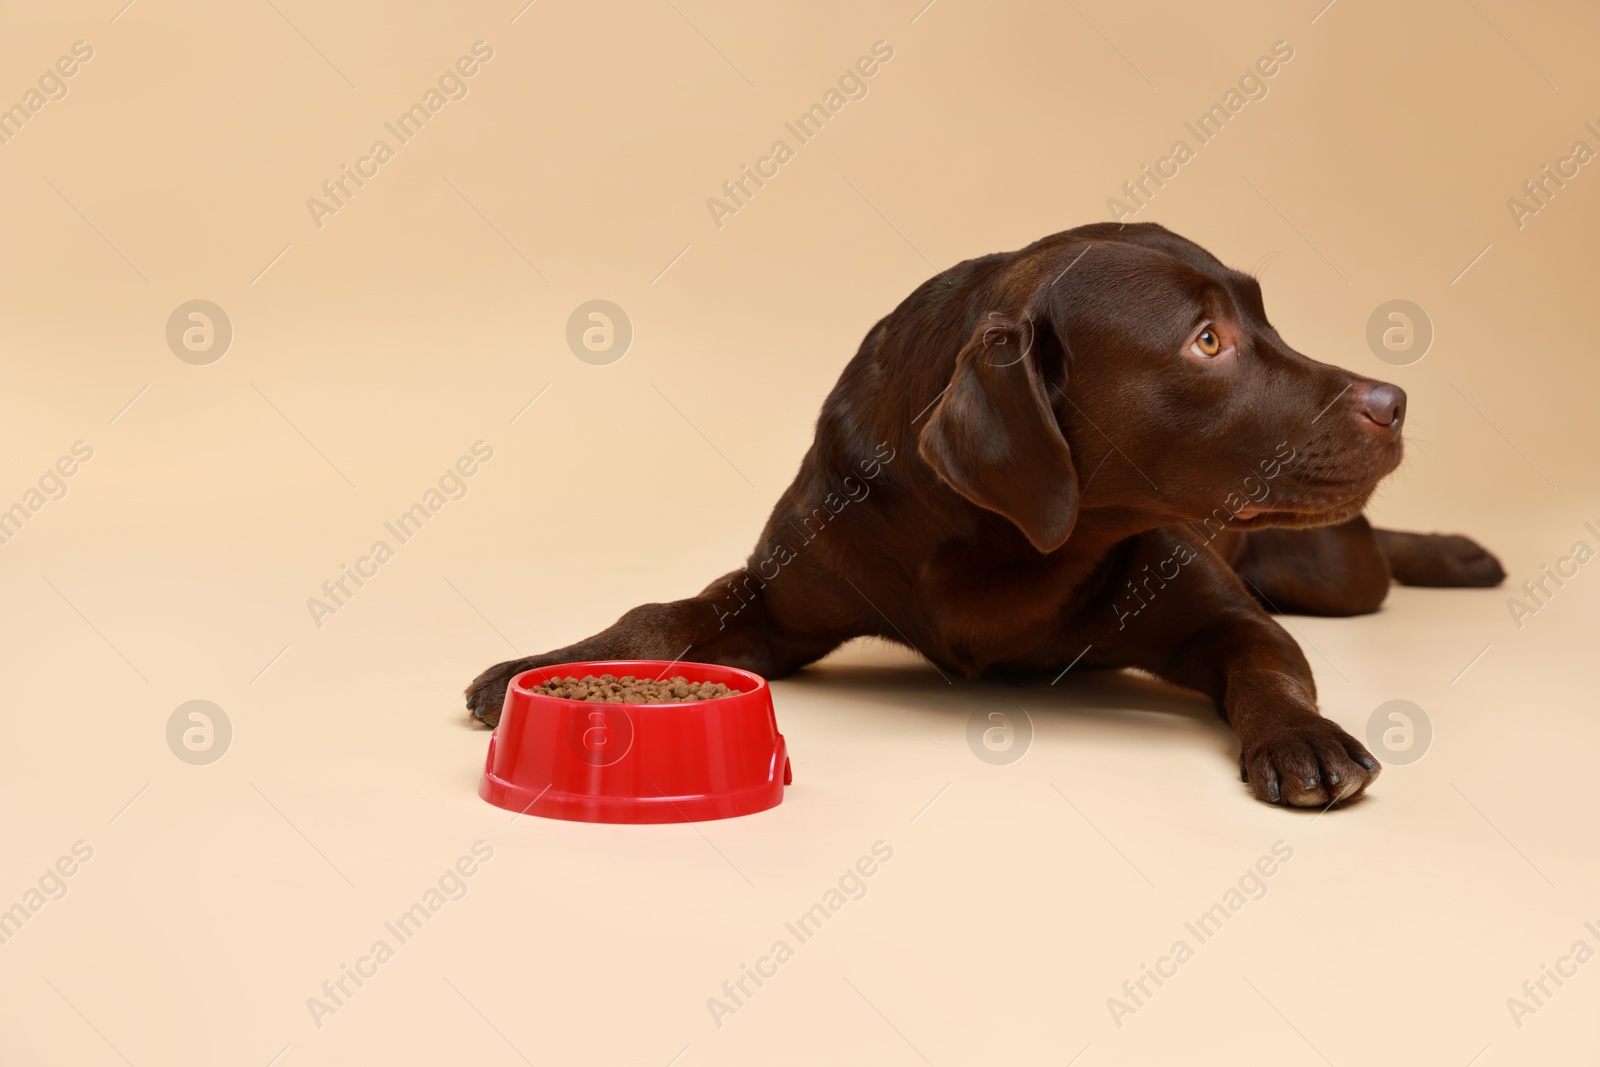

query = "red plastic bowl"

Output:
[[479, 660, 790, 823]]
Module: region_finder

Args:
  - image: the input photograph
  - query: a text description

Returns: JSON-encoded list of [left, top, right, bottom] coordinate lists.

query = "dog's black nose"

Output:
[[1359, 382, 1406, 429]]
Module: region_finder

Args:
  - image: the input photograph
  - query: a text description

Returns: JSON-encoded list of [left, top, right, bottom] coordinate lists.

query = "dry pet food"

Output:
[[536, 674, 740, 703]]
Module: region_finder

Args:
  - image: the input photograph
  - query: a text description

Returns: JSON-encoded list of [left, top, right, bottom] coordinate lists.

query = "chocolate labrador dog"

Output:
[[467, 222, 1503, 807]]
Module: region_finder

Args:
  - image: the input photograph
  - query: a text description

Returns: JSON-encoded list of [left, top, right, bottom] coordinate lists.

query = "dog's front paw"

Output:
[[465, 657, 541, 727], [1239, 716, 1380, 808], [1430, 534, 1506, 588], [1386, 531, 1507, 588]]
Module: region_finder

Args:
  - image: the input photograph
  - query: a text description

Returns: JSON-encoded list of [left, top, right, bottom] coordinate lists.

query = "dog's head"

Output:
[[916, 223, 1404, 553]]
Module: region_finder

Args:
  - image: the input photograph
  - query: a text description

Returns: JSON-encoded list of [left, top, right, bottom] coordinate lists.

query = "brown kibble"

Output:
[[534, 673, 741, 704]]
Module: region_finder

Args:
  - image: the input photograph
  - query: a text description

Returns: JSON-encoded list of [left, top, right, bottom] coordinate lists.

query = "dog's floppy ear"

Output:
[[917, 312, 1079, 553]]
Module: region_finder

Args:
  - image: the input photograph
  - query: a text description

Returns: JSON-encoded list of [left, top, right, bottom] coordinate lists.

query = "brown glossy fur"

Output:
[[466, 223, 1504, 808]]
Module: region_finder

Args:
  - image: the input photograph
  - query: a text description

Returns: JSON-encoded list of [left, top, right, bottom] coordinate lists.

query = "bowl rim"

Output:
[[506, 659, 770, 712]]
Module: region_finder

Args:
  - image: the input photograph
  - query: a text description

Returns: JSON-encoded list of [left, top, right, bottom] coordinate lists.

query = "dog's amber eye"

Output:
[[1191, 327, 1222, 358]]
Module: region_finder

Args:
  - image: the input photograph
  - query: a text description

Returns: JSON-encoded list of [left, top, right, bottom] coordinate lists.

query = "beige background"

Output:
[[2, 0, 1598, 1063]]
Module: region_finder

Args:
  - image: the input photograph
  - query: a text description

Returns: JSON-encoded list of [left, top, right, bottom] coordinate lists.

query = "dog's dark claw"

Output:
[[1359, 757, 1376, 770], [1303, 776, 1318, 789], [1328, 772, 1340, 785], [1268, 780, 1281, 802]]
